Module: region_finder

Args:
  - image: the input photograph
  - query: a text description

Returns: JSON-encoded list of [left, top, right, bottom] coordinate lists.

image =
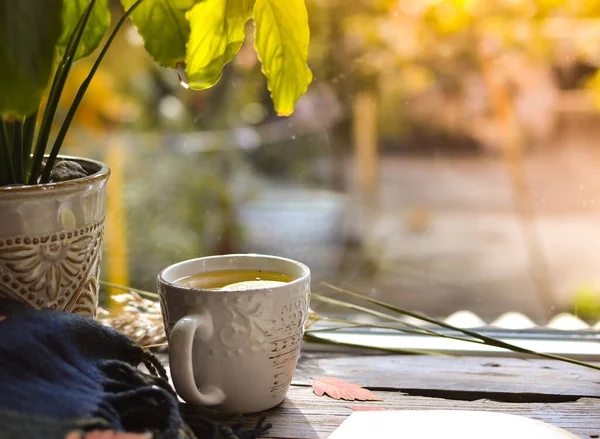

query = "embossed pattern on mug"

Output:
[[267, 288, 310, 396], [0, 221, 104, 316]]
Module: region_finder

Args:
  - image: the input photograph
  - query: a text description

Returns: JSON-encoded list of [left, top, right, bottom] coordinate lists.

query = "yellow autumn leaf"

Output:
[[185, 0, 255, 90], [253, 0, 312, 116]]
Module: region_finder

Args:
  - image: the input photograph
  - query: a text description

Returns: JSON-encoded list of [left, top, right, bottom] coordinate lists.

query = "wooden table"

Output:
[[242, 353, 600, 438]]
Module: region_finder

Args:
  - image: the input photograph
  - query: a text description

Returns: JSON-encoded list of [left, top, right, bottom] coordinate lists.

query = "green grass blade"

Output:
[[323, 283, 600, 371], [311, 292, 477, 344], [312, 316, 457, 338], [29, 0, 96, 184], [0, 119, 16, 184], [324, 283, 539, 348], [99, 280, 160, 300], [12, 120, 24, 183], [22, 111, 37, 180], [324, 283, 496, 340], [42, 0, 146, 183], [5, 119, 14, 146], [303, 333, 450, 356]]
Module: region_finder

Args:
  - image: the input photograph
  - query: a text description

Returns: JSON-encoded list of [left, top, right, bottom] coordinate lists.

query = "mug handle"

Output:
[[169, 312, 226, 406]]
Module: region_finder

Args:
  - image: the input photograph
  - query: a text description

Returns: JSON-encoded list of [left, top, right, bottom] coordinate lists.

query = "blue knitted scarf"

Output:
[[0, 298, 271, 439]]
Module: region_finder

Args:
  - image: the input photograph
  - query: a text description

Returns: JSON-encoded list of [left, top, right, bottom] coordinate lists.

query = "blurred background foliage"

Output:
[[59, 0, 600, 142], [58, 0, 600, 323]]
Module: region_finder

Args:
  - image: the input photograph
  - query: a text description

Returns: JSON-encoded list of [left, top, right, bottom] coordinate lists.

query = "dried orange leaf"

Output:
[[312, 376, 382, 401]]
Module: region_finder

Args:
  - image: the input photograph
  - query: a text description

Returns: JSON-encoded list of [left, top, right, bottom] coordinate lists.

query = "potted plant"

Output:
[[0, 0, 312, 316]]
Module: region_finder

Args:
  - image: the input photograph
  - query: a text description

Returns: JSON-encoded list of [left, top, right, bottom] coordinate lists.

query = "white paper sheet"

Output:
[[328, 410, 580, 439]]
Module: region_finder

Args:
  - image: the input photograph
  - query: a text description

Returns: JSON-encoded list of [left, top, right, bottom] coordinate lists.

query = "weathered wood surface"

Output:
[[160, 353, 600, 438], [244, 387, 600, 439], [293, 353, 600, 399]]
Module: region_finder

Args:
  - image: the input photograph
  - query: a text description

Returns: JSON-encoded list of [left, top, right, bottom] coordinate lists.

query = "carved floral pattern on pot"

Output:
[[0, 221, 104, 317]]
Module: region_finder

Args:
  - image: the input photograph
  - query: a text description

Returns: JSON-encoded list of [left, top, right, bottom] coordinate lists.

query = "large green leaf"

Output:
[[172, 0, 200, 9], [185, 0, 255, 90], [0, 0, 63, 117], [57, 0, 111, 60], [122, 0, 190, 68], [253, 0, 312, 116]]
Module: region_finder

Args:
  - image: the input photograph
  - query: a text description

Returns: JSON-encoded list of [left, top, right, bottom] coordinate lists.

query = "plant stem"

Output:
[[0, 122, 8, 186], [311, 316, 455, 338], [311, 292, 476, 343], [324, 283, 495, 339], [99, 281, 160, 300], [28, 0, 97, 185], [323, 283, 600, 371], [306, 319, 454, 356], [12, 120, 24, 183], [5, 119, 14, 144], [303, 333, 448, 356], [42, 0, 147, 183], [22, 111, 38, 181], [0, 119, 16, 184]]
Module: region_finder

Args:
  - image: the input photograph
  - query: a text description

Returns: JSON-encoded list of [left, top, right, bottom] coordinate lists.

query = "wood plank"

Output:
[[159, 353, 600, 437], [244, 386, 600, 439], [293, 354, 600, 398]]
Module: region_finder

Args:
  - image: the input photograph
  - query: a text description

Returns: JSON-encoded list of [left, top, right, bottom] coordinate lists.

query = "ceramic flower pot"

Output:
[[0, 156, 110, 317]]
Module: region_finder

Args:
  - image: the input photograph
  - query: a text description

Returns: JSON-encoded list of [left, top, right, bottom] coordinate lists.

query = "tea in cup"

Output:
[[157, 254, 311, 414], [175, 269, 295, 290]]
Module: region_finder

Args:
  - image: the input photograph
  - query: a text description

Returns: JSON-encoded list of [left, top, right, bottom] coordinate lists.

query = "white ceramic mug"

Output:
[[157, 254, 311, 414]]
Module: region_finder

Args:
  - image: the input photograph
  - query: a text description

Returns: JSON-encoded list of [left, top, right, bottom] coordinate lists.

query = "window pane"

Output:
[[62, 0, 600, 327]]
